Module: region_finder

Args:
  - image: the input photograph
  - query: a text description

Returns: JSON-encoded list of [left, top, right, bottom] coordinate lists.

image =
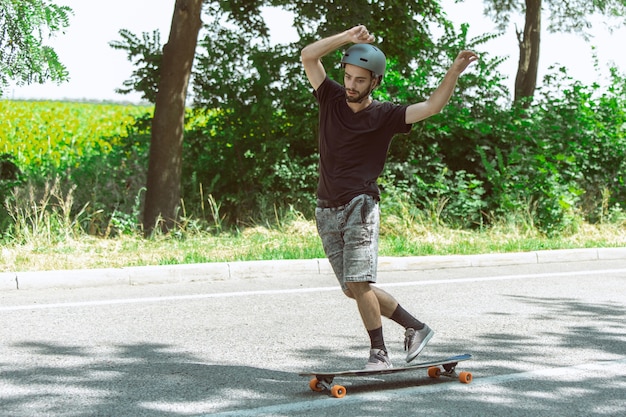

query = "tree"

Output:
[[0, 0, 72, 96], [143, 0, 202, 234], [116, 0, 494, 227], [481, 0, 626, 105], [514, 0, 541, 105]]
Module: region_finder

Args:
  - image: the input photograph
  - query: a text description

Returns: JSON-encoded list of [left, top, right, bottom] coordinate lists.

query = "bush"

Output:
[[2, 24, 625, 238]]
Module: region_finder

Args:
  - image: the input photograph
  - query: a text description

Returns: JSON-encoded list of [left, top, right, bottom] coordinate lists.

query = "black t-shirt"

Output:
[[313, 77, 412, 203]]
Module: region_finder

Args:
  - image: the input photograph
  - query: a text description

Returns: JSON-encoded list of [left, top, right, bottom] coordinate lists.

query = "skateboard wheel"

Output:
[[309, 378, 323, 392], [427, 366, 441, 378], [330, 384, 347, 398], [459, 371, 473, 384]]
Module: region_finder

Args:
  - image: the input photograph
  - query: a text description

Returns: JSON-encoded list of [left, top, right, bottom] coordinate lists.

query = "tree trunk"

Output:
[[514, 0, 541, 106], [143, 0, 202, 235]]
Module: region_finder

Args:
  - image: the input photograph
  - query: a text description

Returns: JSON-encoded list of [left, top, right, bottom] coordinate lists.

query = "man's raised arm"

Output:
[[301, 25, 375, 91], [405, 50, 478, 124]]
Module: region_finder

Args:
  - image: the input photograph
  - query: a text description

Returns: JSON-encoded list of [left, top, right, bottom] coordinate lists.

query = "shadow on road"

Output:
[[293, 294, 626, 415], [1, 341, 302, 416], [2, 295, 625, 416]]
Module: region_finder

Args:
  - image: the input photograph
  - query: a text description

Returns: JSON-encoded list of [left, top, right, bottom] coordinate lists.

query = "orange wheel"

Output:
[[330, 384, 347, 398], [459, 371, 473, 384], [427, 366, 441, 378], [309, 378, 323, 392]]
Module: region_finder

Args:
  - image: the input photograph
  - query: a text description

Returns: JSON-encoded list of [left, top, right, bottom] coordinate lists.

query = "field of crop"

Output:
[[0, 100, 151, 173]]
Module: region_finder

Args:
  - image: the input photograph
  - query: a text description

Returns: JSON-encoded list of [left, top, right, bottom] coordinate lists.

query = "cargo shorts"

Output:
[[315, 194, 380, 291]]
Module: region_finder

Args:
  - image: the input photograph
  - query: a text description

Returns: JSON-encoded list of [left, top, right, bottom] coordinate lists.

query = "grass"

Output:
[[1, 178, 624, 272], [1, 217, 625, 273]]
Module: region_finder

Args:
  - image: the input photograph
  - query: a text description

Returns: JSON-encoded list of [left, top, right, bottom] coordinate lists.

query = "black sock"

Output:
[[367, 326, 386, 352], [390, 305, 424, 330]]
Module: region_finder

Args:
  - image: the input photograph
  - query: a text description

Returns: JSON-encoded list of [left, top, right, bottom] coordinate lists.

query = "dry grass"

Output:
[[1, 219, 624, 273], [2, 179, 624, 272]]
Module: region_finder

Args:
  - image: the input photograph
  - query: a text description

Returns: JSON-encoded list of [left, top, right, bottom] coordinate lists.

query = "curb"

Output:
[[1, 247, 625, 291]]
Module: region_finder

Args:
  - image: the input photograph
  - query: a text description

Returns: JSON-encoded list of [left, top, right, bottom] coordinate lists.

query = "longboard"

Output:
[[299, 353, 472, 398]]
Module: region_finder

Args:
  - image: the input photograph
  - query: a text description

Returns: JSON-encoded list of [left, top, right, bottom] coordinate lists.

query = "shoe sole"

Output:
[[406, 329, 434, 363], [364, 359, 394, 370]]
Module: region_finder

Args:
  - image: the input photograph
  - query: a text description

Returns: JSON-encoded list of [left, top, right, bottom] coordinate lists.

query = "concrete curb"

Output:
[[1, 247, 625, 291]]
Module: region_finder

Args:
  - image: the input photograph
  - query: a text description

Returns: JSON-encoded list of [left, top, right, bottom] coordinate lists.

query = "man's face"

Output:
[[343, 64, 377, 103]]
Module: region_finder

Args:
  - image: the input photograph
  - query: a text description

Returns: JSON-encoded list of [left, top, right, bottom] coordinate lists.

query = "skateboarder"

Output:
[[301, 25, 477, 370]]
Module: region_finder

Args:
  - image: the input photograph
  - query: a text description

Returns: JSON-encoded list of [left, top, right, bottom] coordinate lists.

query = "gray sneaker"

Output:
[[404, 325, 434, 362], [364, 349, 393, 370]]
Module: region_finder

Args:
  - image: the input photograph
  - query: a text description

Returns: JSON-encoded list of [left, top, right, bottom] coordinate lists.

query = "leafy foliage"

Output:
[[2, 0, 626, 240], [0, 0, 72, 95], [183, 7, 318, 223], [483, 0, 626, 36], [473, 65, 626, 234], [109, 29, 163, 103]]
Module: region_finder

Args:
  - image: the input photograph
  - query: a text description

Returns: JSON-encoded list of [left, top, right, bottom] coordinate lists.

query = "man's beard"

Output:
[[345, 88, 370, 103]]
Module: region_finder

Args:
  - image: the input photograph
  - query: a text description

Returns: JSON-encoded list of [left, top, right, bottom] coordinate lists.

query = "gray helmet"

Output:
[[340, 44, 386, 80]]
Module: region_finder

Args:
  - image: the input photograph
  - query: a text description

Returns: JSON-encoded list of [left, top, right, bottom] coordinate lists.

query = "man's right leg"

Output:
[[373, 287, 434, 362]]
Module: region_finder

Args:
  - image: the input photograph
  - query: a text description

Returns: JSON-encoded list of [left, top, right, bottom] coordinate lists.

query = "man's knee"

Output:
[[342, 288, 355, 299], [345, 281, 371, 297]]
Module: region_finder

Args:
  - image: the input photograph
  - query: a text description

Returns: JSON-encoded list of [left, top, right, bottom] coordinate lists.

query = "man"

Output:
[[301, 25, 478, 370]]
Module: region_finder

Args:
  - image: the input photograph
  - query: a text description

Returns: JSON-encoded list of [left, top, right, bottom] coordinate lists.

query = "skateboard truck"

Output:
[[428, 361, 473, 383], [309, 376, 347, 398]]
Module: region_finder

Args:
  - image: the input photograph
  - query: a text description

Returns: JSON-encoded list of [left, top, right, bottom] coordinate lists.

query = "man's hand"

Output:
[[347, 25, 375, 44], [450, 50, 479, 75]]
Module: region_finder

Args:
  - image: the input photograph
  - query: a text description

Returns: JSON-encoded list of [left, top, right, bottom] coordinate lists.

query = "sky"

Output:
[[5, 0, 626, 103]]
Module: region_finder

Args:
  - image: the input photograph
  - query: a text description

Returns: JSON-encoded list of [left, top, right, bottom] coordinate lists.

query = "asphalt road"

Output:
[[1, 253, 626, 416]]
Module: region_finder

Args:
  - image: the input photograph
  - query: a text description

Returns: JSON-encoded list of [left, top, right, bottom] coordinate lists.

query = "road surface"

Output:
[[1, 255, 625, 416]]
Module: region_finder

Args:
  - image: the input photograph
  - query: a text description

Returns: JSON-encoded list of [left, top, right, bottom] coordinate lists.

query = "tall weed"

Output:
[[4, 177, 88, 244]]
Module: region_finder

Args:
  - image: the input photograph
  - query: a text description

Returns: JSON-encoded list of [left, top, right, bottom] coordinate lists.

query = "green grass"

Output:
[[1, 218, 624, 273], [1, 168, 624, 273]]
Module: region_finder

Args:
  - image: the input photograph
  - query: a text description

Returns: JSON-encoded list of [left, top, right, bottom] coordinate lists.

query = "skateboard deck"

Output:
[[299, 353, 472, 398]]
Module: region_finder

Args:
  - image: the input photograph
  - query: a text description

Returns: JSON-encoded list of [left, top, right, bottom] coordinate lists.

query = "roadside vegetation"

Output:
[[0, 202, 624, 272], [1, 20, 625, 272], [0, 153, 624, 272]]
